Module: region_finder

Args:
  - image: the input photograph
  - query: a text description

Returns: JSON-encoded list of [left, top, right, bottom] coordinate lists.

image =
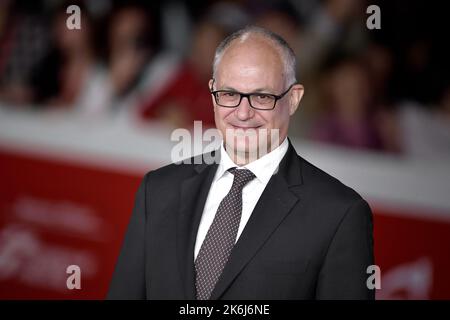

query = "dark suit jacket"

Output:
[[107, 140, 374, 300]]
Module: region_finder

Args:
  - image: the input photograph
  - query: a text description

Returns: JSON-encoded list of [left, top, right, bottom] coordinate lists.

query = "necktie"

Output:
[[195, 167, 256, 300]]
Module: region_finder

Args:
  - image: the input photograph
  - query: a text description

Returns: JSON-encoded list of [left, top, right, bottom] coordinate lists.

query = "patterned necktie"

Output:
[[195, 167, 256, 300]]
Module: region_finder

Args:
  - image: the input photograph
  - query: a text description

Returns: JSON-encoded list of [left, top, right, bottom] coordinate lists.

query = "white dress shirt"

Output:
[[194, 137, 289, 260]]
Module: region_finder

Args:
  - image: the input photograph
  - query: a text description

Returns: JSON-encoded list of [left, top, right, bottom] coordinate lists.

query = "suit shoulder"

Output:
[[144, 152, 213, 184], [145, 162, 193, 182], [299, 155, 363, 205]]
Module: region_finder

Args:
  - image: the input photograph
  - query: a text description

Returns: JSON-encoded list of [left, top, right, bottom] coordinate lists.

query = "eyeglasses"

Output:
[[210, 79, 296, 110]]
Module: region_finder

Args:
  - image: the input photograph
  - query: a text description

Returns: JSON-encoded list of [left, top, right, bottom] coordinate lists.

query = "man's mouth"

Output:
[[229, 124, 262, 130]]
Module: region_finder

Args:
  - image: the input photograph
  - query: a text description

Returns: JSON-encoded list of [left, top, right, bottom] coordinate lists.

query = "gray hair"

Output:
[[212, 26, 297, 87]]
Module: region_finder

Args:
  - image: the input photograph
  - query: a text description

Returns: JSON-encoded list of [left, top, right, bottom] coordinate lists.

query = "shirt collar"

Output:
[[216, 137, 289, 184]]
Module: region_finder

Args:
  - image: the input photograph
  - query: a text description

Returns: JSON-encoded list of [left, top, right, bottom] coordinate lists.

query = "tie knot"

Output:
[[228, 168, 255, 187]]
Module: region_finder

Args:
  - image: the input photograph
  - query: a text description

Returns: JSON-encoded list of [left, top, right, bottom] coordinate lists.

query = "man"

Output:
[[107, 26, 374, 300]]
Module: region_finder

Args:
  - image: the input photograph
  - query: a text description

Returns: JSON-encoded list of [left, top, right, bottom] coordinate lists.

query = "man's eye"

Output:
[[257, 94, 270, 100], [223, 92, 237, 97]]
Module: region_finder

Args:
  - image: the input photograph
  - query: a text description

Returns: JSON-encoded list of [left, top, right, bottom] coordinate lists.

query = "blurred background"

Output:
[[0, 0, 449, 299]]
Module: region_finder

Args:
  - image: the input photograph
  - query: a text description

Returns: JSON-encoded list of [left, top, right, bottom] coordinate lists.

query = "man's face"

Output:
[[211, 37, 303, 162]]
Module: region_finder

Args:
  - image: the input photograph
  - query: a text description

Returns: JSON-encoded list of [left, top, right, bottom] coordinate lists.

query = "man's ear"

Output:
[[209, 79, 216, 110], [289, 84, 304, 116]]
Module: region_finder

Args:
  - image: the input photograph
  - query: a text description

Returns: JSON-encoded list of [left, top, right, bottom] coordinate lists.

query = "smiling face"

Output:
[[211, 35, 303, 164]]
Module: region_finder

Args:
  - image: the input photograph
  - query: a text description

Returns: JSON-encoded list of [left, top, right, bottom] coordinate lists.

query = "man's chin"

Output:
[[236, 140, 258, 153], [224, 135, 259, 162], [222, 126, 279, 162]]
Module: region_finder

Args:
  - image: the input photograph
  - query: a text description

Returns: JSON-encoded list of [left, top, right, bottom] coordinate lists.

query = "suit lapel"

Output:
[[210, 141, 303, 300], [176, 158, 218, 300]]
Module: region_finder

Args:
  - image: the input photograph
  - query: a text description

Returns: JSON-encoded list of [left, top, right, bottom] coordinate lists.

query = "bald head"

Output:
[[215, 36, 286, 96], [212, 26, 297, 87]]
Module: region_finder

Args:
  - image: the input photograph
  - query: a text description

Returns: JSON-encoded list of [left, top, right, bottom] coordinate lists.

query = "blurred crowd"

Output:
[[0, 0, 449, 159]]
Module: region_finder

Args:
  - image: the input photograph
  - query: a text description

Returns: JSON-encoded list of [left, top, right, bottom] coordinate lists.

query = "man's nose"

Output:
[[235, 96, 254, 120]]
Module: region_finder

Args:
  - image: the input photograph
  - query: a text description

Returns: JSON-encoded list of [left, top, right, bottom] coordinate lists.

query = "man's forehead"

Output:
[[217, 39, 284, 75], [223, 35, 282, 60], [217, 48, 284, 86]]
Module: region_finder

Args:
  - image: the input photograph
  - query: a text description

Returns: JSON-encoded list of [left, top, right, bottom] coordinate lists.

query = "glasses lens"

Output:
[[216, 91, 240, 107], [249, 94, 276, 109]]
